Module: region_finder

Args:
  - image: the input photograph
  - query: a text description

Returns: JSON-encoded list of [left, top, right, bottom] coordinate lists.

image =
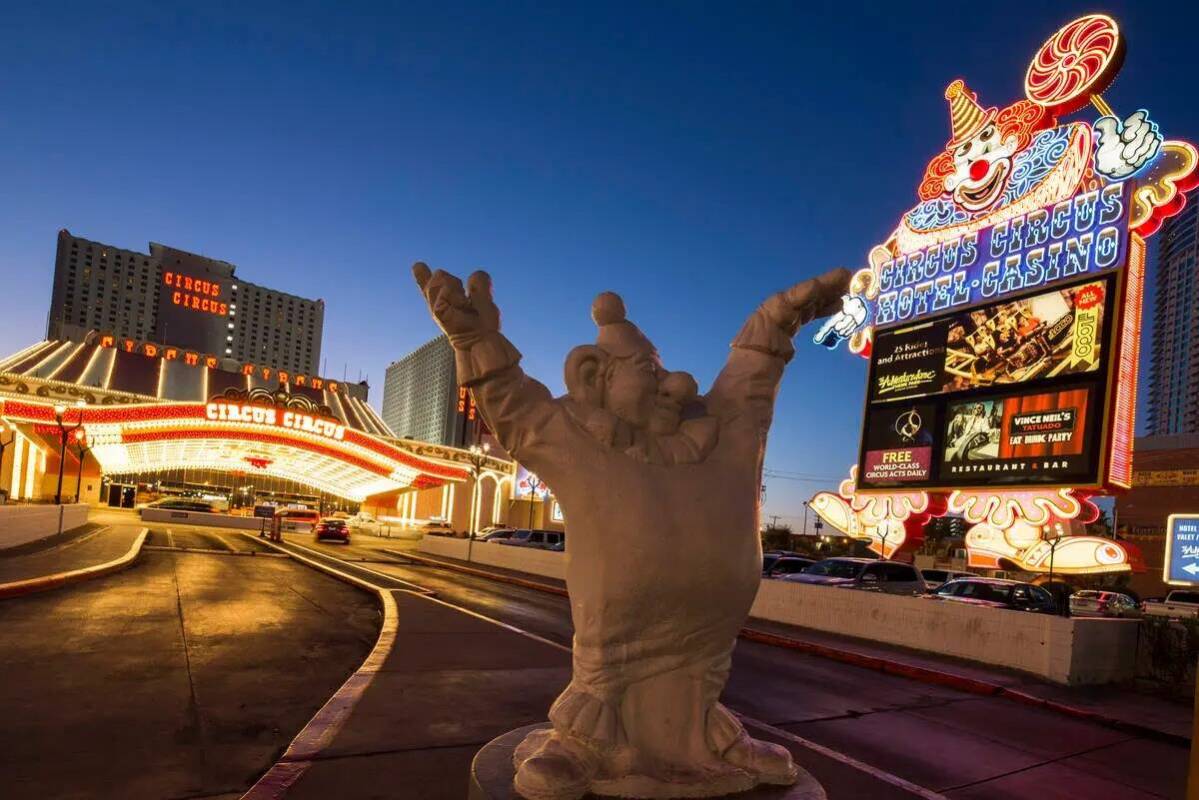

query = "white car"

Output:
[[345, 512, 381, 533]]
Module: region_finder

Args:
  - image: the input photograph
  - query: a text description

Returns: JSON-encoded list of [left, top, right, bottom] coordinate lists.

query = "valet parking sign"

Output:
[[1165, 515, 1199, 586]]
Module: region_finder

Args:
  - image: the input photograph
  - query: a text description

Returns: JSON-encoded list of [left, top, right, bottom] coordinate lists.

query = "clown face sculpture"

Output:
[[941, 82, 1022, 212], [414, 262, 848, 799]]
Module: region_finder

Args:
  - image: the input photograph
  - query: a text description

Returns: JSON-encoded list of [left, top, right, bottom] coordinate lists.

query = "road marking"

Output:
[[270, 537, 435, 595], [739, 716, 952, 800], [165, 528, 175, 549]]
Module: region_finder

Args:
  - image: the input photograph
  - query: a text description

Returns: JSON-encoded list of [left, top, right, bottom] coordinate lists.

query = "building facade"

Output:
[[1147, 203, 1199, 435], [46, 230, 325, 376], [382, 335, 480, 446]]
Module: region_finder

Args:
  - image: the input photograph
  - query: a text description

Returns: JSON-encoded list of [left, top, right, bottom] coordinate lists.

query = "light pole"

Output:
[[527, 474, 545, 529], [0, 420, 13, 503], [466, 442, 491, 563], [73, 429, 91, 504], [53, 400, 85, 505], [802, 501, 810, 537]]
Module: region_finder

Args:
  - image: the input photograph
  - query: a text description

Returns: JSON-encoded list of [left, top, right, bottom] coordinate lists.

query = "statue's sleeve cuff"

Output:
[[451, 331, 523, 385], [730, 307, 795, 363]]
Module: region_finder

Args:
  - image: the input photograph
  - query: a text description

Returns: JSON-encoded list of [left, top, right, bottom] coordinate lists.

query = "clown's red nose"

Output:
[[969, 160, 990, 181]]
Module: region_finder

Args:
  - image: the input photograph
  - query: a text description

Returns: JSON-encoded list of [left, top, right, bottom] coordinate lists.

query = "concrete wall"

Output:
[[139, 508, 275, 531], [749, 579, 1139, 685], [418, 535, 568, 580], [0, 503, 91, 550], [419, 535, 1136, 685]]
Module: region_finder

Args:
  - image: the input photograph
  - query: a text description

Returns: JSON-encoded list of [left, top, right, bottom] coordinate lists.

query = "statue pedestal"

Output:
[[469, 724, 827, 800]]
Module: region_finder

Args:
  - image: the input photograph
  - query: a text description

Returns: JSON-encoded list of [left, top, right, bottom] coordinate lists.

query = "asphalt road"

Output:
[[1, 517, 1183, 799], [287, 533, 1188, 800], [0, 526, 379, 800]]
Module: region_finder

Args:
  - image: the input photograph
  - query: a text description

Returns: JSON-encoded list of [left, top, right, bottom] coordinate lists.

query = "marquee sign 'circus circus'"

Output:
[[808, 14, 1193, 572]]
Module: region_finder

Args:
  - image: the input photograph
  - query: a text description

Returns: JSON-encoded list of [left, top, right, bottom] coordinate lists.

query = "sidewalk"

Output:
[[395, 547, 1194, 745], [0, 524, 143, 589]]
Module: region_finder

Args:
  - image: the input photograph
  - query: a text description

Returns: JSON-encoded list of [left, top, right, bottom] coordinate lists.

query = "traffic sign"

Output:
[[1164, 514, 1199, 586]]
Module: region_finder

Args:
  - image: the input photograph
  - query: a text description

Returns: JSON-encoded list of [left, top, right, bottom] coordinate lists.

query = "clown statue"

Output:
[[414, 262, 848, 799]]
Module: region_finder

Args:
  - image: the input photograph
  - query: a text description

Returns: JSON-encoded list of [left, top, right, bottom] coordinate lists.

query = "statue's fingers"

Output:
[[428, 270, 470, 310], [783, 268, 851, 316], [467, 270, 497, 308], [412, 261, 433, 292]]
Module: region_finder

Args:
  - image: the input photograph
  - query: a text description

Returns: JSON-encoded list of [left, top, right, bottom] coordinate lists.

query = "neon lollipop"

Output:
[[1024, 13, 1125, 117]]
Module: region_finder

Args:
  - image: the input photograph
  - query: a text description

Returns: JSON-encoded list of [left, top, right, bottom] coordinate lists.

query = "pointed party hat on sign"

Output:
[[945, 79, 997, 147]]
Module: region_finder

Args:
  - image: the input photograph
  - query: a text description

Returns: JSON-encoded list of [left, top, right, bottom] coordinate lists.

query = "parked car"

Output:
[[498, 529, 565, 550], [782, 558, 927, 595], [273, 507, 321, 533], [930, 577, 1057, 614], [920, 568, 977, 591], [1142, 590, 1199, 620], [1069, 590, 1141, 618], [421, 520, 459, 537], [345, 511, 381, 533], [481, 527, 518, 542], [764, 556, 816, 579], [314, 518, 351, 544]]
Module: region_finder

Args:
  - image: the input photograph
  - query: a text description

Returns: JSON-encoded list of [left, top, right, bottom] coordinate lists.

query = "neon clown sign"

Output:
[[807, 14, 1197, 575]]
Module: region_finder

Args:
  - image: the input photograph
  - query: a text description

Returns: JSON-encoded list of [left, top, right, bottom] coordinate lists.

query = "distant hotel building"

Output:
[[382, 335, 480, 446], [1147, 204, 1199, 435], [46, 229, 324, 376]]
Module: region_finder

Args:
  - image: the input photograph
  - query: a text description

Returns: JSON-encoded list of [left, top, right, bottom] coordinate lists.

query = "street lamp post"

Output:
[[527, 474, 545, 529], [802, 500, 809, 538], [466, 442, 491, 563], [53, 401, 85, 505], [73, 429, 91, 504]]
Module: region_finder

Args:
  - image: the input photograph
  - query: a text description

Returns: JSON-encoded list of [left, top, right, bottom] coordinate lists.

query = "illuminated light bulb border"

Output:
[[0, 398, 470, 482], [95, 438, 409, 501], [121, 428, 395, 478]]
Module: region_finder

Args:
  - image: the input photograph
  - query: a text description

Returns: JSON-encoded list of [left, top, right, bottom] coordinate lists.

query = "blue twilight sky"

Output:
[[1, 1, 1196, 524]]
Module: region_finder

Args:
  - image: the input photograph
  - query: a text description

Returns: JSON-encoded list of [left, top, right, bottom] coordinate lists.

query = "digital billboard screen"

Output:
[[857, 275, 1115, 491]]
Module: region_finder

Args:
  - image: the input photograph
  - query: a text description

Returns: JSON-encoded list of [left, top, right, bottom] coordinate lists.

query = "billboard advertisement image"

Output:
[[858, 275, 1112, 491], [941, 386, 1095, 485], [869, 279, 1108, 403], [861, 402, 938, 485]]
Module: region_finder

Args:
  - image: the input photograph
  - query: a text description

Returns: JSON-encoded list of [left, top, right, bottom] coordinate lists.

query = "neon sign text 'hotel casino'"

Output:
[[874, 181, 1128, 328]]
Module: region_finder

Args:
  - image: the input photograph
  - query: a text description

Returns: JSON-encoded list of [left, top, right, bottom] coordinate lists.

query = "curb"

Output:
[[399, 547, 1191, 748], [0, 527, 148, 600], [239, 534, 401, 800]]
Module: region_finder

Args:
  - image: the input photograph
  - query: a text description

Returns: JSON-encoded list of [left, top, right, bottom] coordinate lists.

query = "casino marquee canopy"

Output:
[[0, 336, 477, 501]]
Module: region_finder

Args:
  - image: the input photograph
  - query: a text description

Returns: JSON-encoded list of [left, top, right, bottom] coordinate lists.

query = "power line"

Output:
[[762, 471, 841, 483]]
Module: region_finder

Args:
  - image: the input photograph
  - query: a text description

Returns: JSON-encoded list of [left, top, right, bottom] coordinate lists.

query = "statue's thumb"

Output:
[[412, 262, 433, 291]]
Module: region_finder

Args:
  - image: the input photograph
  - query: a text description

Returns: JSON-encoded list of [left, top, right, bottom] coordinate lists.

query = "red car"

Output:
[[314, 518, 351, 544]]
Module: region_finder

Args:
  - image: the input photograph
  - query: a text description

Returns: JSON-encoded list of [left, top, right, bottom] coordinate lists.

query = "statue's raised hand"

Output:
[[412, 262, 501, 343]]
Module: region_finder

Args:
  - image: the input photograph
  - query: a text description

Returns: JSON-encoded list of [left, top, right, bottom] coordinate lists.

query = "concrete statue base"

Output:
[[469, 725, 827, 800]]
